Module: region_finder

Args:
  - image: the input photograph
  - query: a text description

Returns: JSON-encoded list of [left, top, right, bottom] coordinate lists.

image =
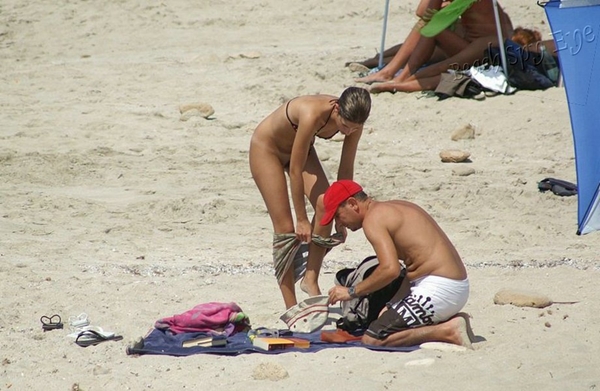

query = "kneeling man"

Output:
[[323, 180, 474, 348]]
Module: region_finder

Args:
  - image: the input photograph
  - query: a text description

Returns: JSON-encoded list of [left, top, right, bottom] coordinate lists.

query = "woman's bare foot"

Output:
[[300, 279, 322, 296], [447, 313, 476, 349]]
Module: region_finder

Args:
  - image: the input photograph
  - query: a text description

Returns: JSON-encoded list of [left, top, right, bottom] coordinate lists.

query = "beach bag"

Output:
[[279, 295, 330, 333], [486, 39, 554, 91], [334, 256, 405, 333]]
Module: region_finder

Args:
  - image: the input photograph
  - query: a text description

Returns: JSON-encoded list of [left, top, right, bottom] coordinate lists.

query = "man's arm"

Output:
[[327, 203, 403, 306], [352, 207, 402, 297]]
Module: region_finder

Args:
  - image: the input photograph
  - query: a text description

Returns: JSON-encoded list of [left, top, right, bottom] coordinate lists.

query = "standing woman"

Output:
[[250, 87, 371, 309]]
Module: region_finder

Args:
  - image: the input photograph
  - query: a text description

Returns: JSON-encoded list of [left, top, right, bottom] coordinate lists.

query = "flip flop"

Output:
[[75, 329, 123, 347], [73, 328, 123, 347], [420, 0, 478, 38], [40, 314, 64, 331]]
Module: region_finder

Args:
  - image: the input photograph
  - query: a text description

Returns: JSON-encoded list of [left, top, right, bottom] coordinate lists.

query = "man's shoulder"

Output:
[[369, 199, 410, 209], [365, 200, 405, 218]]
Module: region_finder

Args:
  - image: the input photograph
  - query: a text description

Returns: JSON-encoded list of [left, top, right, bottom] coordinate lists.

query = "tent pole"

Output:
[[492, 0, 509, 83], [379, 0, 391, 69]]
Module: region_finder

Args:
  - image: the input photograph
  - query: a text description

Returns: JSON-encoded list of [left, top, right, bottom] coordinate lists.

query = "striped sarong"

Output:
[[273, 233, 343, 285]]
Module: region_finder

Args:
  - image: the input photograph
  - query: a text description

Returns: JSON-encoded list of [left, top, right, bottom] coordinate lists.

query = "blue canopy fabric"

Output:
[[544, 0, 600, 235]]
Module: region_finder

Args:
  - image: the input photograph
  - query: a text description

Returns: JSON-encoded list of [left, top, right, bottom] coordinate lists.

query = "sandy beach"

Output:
[[1, 0, 599, 389]]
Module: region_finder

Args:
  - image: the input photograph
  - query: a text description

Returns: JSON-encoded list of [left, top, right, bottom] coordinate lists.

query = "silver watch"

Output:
[[348, 286, 358, 299]]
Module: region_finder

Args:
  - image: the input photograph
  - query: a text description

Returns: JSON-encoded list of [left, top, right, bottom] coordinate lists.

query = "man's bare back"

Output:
[[459, 0, 513, 42], [362, 200, 467, 282]]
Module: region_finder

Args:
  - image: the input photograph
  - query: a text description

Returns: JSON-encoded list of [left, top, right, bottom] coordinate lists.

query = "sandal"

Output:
[[40, 314, 63, 331], [75, 329, 123, 348]]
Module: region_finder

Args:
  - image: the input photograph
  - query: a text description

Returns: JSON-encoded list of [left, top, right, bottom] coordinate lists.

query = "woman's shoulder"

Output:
[[298, 93, 337, 102]]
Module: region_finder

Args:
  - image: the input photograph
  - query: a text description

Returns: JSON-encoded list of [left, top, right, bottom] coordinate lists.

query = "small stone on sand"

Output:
[[451, 124, 476, 141], [420, 342, 468, 352], [179, 102, 215, 121], [239, 51, 262, 59], [493, 289, 553, 308], [452, 167, 475, 176], [252, 362, 289, 381], [439, 149, 471, 163]]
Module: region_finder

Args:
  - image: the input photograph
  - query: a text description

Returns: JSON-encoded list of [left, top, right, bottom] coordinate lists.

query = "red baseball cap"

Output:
[[320, 180, 363, 226]]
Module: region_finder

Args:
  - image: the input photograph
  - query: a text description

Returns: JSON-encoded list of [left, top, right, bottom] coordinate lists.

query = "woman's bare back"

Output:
[[251, 95, 339, 164]]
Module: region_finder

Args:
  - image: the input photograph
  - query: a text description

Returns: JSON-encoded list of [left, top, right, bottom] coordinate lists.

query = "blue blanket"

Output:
[[126, 328, 419, 356]]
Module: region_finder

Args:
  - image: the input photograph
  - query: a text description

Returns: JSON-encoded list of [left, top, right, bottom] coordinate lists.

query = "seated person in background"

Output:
[[324, 180, 473, 348], [360, 0, 514, 93], [511, 26, 542, 47], [347, 0, 454, 70], [511, 26, 558, 60]]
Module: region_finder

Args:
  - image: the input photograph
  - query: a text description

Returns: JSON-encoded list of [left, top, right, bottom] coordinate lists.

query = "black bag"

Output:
[[486, 39, 555, 91], [334, 256, 405, 333]]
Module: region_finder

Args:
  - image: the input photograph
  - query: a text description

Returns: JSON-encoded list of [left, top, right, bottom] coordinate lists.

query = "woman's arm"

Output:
[[337, 128, 363, 180], [289, 113, 319, 242]]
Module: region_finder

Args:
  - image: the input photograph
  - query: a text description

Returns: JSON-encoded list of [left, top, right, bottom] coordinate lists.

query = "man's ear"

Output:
[[347, 197, 359, 211]]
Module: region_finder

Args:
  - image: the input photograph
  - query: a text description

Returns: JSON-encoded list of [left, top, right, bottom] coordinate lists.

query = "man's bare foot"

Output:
[[355, 71, 395, 85], [447, 313, 475, 349], [368, 81, 406, 94], [300, 279, 321, 296]]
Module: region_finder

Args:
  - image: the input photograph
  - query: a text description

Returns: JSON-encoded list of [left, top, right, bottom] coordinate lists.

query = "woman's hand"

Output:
[[295, 219, 313, 243]]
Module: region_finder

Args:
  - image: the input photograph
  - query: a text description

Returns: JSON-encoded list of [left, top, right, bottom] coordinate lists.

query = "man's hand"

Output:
[[335, 221, 347, 243], [328, 285, 352, 305]]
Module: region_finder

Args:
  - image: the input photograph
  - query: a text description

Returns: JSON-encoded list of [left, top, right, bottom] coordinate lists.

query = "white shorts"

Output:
[[409, 275, 470, 323], [366, 274, 469, 339]]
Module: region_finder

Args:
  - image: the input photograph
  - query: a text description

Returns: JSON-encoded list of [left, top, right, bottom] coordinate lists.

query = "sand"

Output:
[[1, 0, 599, 390]]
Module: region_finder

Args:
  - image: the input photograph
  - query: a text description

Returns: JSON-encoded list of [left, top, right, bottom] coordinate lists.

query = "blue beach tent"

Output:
[[543, 0, 600, 235]]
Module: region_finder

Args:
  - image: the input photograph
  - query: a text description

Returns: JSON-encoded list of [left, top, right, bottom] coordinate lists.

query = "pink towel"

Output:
[[155, 302, 250, 336]]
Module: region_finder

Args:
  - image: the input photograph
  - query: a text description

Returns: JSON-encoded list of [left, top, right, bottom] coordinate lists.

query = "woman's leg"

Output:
[[355, 28, 428, 84], [369, 74, 442, 93], [345, 43, 403, 69], [299, 148, 333, 296], [407, 35, 499, 80], [369, 36, 498, 93], [249, 143, 298, 308]]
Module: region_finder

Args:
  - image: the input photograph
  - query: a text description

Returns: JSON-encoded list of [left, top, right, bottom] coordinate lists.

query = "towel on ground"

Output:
[[126, 328, 418, 357], [155, 302, 251, 336]]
